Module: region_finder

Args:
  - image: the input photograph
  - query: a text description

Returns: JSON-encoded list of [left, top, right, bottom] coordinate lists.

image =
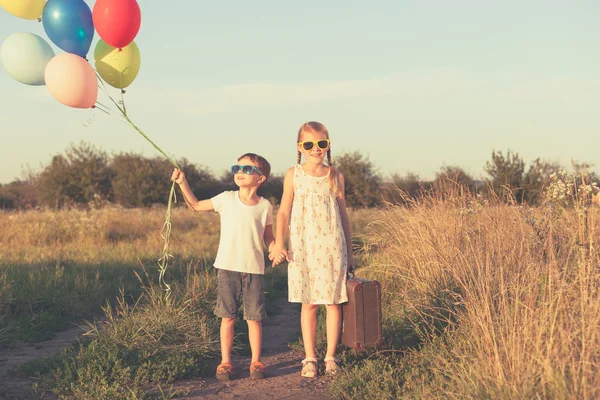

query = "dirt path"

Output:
[[163, 301, 332, 400], [0, 324, 88, 400], [0, 302, 332, 400]]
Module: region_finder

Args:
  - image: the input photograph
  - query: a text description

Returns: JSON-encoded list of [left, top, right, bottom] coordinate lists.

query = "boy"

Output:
[[171, 153, 274, 381]]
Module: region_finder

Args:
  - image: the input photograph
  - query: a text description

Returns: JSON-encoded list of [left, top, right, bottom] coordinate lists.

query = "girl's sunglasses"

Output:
[[298, 139, 330, 151], [231, 165, 264, 176]]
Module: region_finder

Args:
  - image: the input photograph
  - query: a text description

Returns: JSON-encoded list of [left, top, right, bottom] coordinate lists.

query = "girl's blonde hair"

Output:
[[297, 121, 339, 196]]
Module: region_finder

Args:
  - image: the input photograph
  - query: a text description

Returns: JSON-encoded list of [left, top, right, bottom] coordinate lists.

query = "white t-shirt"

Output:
[[211, 191, 273, 275]]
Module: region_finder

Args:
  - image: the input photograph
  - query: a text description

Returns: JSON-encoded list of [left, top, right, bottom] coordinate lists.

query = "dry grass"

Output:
[[0, 205, 373, 267], [352, 184, 600, 399], [0, 206, 221, 266]]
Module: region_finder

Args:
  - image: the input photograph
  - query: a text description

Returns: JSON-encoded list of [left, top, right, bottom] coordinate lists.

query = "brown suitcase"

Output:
[[341, 277, 383, 350]]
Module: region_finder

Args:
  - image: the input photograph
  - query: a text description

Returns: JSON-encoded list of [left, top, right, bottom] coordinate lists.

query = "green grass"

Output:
[[11, 260, 292, 399], [0, 260, 215, 348], [13, 265, 220, 400], [0, 263, 143, 347]]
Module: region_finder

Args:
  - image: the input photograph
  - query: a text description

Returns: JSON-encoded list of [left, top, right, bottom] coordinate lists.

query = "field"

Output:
[[1, 190, 599, 399], [329, 187, 600, 399]]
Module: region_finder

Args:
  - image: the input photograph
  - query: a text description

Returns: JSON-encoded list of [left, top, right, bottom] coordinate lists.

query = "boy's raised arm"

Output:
[[172, 168, 214, 212]]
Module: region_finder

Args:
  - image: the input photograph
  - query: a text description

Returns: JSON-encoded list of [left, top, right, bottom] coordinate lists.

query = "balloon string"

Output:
[[96, 73, 178, 298]]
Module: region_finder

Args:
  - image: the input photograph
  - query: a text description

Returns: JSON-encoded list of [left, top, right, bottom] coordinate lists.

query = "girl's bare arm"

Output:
[[274, 168, 295, 254]]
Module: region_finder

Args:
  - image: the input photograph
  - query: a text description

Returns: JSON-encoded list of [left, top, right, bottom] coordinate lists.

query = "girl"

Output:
[[271, 121, 354, 377]]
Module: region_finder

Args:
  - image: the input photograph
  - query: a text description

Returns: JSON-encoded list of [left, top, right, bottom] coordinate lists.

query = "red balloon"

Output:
[[92, 0, 141, 49]]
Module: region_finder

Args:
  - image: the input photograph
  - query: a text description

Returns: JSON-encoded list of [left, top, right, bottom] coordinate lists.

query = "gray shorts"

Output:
[[215, 269, 266, 321]]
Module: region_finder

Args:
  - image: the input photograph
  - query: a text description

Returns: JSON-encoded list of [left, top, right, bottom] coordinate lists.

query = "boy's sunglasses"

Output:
[[231, 165, 264, 176], [298, 139, 330, 151]]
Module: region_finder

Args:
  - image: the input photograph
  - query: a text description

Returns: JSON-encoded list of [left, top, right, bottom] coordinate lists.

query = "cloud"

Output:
[[121, 68, 486, 116], [497, 78, 600, 100], [96, 70, 600, 123]]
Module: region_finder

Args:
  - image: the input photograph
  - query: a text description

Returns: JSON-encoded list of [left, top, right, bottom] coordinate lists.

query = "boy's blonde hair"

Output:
[[238, 153, 271, 180], [297, 121, 339, 196]]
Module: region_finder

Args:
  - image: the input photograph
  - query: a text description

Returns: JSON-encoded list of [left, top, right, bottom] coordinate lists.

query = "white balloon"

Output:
[[0, 32, 55, 86]]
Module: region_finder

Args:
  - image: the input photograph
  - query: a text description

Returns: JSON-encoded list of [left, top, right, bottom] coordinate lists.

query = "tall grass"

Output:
[[331, 182, 600, 399]]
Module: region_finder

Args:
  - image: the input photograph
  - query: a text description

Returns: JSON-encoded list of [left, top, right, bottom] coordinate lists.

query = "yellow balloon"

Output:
[[0, 0, 46, 20], [94, 40, 141, 89]]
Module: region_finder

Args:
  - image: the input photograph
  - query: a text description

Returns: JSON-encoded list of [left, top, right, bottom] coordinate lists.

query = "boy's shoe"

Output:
[[301, 357, 318, 378], [216, 362, 233, 381], [324, 357, 341, 375], [250, 361, 267, 380]]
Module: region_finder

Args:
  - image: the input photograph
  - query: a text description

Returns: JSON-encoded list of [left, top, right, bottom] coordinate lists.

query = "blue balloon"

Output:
[[42, 0, 94, 58]]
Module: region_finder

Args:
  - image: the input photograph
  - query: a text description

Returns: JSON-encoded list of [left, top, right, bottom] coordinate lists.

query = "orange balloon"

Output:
[[45, 54, 98, 109]]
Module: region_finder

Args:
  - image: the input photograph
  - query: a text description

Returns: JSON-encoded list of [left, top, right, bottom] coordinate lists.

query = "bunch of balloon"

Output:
[[1, 0, 175, 295], [0, 0, 98, 108], [1, 0, 143, 106]]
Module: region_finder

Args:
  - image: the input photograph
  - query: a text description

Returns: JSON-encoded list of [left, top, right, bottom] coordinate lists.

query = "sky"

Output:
[[1, 0, 600, 184]]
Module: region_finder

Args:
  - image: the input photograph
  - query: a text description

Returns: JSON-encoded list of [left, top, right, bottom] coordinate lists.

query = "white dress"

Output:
[[288, 164, 348, 304]]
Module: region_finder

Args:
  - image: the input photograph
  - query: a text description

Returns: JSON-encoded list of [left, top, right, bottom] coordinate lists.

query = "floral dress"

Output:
[[288, 164, 348, 304]]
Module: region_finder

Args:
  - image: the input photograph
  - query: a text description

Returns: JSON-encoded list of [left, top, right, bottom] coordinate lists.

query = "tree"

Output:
[[571, 160, 600, 184], [111, 155, 217, 207], [0, 183, 16, 210], [433, 165, 474, 192], [484, 150, 525, 202], [381, 173, 425, 205], [37, 142, 113, 208], [0, 179, 39, 210], [178, 158, 220, 201], [522, 159, 561, 205], [111, 153, 169, 207], [335, 151, 382, 208], [258, 174, 283, 206]]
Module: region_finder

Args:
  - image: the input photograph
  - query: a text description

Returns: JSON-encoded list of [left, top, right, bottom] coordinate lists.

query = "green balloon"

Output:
[[0, 32, 55, 86]]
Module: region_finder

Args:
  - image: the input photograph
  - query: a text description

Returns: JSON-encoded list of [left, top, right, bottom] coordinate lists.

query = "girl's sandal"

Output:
[[324, 357, 341, 375], [301, 357, 318, 378]]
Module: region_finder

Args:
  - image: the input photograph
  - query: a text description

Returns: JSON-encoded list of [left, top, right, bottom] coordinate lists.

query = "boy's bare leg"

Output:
[[301, 304, 319, 358], [220, 317, 235, 364], [247, 320, 263, 363], [325, 304, 342, 359]]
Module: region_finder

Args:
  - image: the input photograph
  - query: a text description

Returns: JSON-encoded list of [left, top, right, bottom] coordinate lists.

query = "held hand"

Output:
[[171, 168, 185, 185], [269, 244, 289, 267], [271, 252, 287, 267]]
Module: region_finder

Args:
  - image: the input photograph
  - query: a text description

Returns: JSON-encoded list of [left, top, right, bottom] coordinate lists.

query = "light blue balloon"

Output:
[[0, 32, 55, 86]]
